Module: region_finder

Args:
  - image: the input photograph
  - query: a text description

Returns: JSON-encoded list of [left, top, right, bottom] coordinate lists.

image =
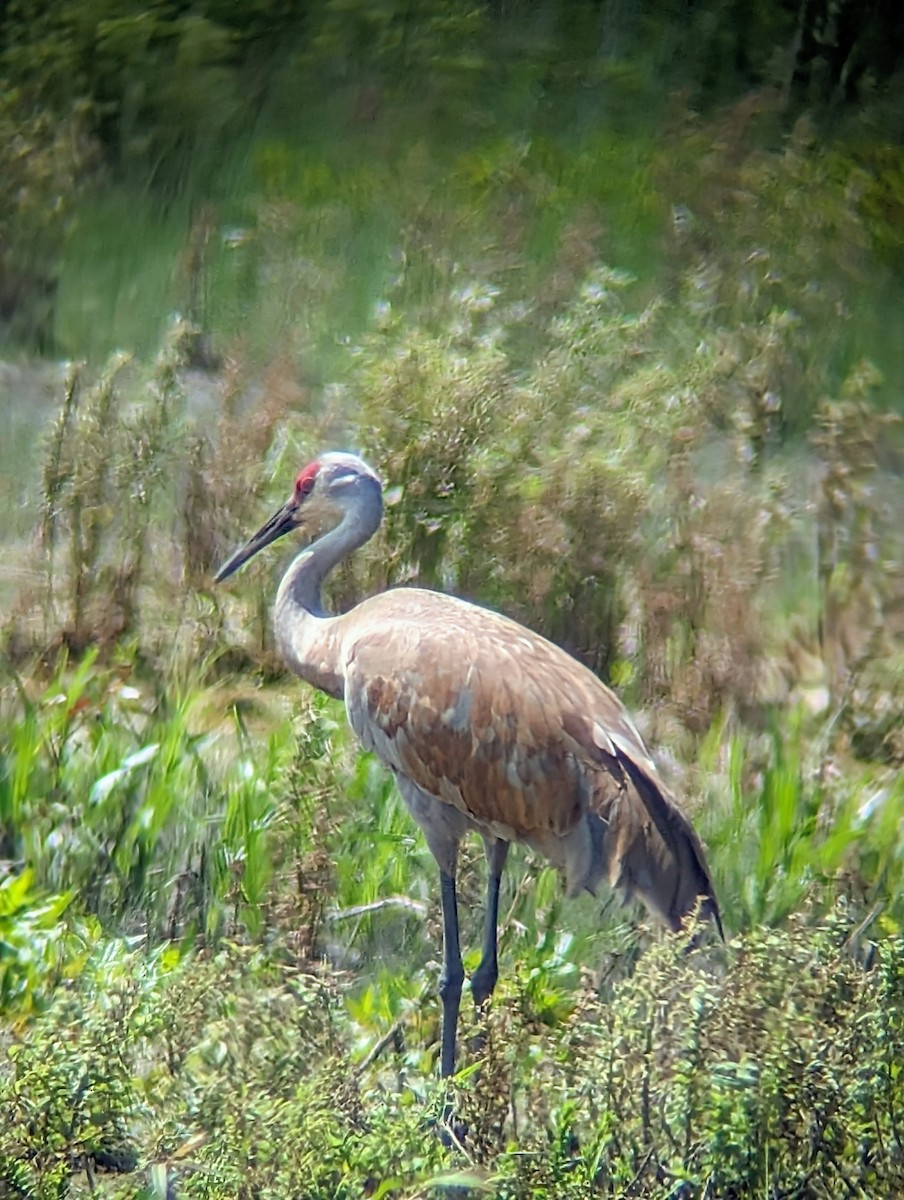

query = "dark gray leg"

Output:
[[470, 840, 510, 1007], [438, 869, 464, 1078]]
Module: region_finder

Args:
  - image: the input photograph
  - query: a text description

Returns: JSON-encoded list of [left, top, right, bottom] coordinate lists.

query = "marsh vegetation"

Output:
[[2, 1, 904, 1195]]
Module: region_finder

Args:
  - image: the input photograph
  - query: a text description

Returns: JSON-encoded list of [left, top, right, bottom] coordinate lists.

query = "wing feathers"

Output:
[[609, 752, 724, 938], [342, 587, 720, 933]]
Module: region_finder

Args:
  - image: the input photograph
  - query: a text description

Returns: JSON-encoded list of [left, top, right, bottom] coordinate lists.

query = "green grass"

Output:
[[1, 650, 296, 946], [3, 641, 903, 1016]]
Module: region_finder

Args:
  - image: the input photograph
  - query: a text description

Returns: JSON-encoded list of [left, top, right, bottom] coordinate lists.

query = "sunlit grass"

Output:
[[1, 650, 304, 947], [4, 644, 902, 1023]]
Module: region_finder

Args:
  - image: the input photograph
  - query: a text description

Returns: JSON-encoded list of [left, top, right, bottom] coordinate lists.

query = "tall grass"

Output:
[[1, 647, 297, 946]]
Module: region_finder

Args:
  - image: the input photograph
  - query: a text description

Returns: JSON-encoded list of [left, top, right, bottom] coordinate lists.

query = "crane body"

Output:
[[216, 452, 721, 1077]]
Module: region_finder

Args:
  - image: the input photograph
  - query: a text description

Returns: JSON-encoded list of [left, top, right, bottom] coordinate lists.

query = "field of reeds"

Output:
[[2, 42, 904, 1197]]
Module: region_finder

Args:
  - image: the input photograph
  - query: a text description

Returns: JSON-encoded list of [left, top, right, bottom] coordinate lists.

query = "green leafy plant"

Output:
[[2, 917, 902, 1198], [0, 871, 98, 1016]]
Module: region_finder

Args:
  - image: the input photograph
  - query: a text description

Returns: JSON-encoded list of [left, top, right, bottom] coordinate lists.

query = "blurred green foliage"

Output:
[[0, 93, 97, 350], [0, 871, 94, 1015], [2, 0, 904, 366]]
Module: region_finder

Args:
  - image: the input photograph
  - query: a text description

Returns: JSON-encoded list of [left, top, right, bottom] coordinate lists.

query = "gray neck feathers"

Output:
[[272, 477, 383, 693]]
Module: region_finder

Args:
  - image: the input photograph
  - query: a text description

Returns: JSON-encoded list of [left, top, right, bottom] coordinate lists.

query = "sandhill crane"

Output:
[[215, 452, 722, 1077]]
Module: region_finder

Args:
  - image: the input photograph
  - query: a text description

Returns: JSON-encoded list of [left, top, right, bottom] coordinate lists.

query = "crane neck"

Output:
[[273, 482, 383, 696]]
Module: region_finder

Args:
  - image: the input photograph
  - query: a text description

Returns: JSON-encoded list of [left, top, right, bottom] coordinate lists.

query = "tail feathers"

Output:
[[604, 751, 724, 941]]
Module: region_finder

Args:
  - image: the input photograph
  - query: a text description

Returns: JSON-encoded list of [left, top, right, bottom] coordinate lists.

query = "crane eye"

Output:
[[329, 473, 357, 488]]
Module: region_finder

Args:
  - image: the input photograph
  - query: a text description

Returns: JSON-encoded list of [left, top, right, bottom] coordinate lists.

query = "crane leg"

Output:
[[438, 869, 464, 1078], [471, 839, 510, 1007]]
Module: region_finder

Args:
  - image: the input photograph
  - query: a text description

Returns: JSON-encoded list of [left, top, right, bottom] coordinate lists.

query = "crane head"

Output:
[[213, 452, 381, 582]]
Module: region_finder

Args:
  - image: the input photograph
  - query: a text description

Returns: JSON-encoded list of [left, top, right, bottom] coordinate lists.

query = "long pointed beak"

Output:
[[214, 499, 301, 582]]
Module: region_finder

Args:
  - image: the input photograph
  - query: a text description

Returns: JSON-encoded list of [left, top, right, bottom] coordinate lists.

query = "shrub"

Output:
[[1, 918, 902, 1198]]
